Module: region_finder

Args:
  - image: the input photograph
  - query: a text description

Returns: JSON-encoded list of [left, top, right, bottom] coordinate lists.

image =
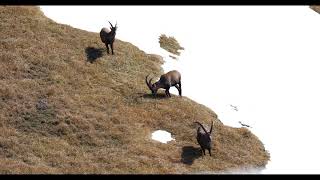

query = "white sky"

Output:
[[40, 6, 320, 174]]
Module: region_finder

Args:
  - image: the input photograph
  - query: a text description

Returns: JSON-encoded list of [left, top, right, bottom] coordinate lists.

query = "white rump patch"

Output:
[[102, 27, 111, 33]]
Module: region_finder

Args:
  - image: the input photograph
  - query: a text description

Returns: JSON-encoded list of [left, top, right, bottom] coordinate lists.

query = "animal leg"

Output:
[[208, 149, 212, 156], [179, 82, 182, 96], [175, 84, 181, 96], [165, 88, 171, 97], [106, 44, 110, 54], [201, 147, 206, 156], [111, 43, 114, 55], [199, 147, 203, 156]]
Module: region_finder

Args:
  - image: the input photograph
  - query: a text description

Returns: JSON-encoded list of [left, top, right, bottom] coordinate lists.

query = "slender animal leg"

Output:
[[201, 147, 205, 156], [106, 44, 110, 54], [165, 89, 169, 97], [175, 84, 181, 96], [199, 148, 203, 156], [111, 43, 114, 55], [179, 82, 182, 96], [208, 149, 212, 156], [165, 88, 171, 97]]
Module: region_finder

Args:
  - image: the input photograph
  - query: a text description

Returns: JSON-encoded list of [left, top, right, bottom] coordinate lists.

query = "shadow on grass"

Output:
[[85, 47, 104, 63], [181, 146, 202, 165]]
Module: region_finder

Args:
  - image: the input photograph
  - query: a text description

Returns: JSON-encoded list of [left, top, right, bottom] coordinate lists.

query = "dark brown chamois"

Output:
[[195, 121, 213, 156], [145, 70, 182, 97], [100, 21, 117, 55]]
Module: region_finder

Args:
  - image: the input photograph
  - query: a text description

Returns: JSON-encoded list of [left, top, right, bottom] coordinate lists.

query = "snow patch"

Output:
[[151, 130, 175, 144]]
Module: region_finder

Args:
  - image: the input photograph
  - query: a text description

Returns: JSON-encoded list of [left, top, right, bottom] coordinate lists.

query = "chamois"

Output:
[[145, 70, 182, 97], [100, 21, 117, 55], [195, 121, 213, 156]]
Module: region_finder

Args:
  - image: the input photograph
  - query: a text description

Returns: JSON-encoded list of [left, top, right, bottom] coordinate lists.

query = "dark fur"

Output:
[[100, 21, 117, 55], [195, 121, 213, 156]]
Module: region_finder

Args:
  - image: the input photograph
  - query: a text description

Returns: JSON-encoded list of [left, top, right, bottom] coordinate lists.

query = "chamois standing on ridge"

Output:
[[100, 21, 117, 55], [195, 121, 213, 156], [145, 70, 182, 98]]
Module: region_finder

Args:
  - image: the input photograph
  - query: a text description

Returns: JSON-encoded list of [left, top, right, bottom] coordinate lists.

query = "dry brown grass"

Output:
[[0, 6, 269, 174], [159, 34, 184, 56], [310, 6, 320, 14]]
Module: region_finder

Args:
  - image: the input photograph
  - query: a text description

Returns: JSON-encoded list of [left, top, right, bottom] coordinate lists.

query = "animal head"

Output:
[[108, 21, 117, 32], [145, 75, 158, 96], [195, 121, 213, 139]]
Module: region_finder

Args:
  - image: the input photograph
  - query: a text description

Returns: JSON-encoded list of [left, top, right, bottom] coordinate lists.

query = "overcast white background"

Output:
[[40, 6, 320, 174]]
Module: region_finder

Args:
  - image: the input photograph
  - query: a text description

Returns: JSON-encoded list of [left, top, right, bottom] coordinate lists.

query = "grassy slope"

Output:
[[159, 34, 184, 56], [0, 6, 269, 174]]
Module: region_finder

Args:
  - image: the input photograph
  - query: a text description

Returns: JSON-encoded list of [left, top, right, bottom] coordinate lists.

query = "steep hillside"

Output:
[[310, 5, 320, 14], [0, 6, 269, 174]]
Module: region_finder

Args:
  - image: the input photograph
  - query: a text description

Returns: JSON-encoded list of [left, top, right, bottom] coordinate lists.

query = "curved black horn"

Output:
[[195, 121, 209, 135], [145, 75, 150, 86], [145, 75, 153, 91], [149, 77, 153, 87], [209, 120, 213, 134], [108, 21, 114, 28]]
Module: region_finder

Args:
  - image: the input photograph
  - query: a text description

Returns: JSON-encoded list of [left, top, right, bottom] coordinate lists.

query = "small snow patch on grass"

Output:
[[151, 130, 175, 144]]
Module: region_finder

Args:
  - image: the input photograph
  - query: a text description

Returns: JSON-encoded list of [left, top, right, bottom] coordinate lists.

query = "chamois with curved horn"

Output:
[[194, 121, 213, 156], [100, 21, 117, 55], [145, 70, 182, 97]]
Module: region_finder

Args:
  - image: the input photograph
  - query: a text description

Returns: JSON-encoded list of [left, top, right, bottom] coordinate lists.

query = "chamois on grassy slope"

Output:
[[145, 70, 182, 97], [100, 21, 117, 55]]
